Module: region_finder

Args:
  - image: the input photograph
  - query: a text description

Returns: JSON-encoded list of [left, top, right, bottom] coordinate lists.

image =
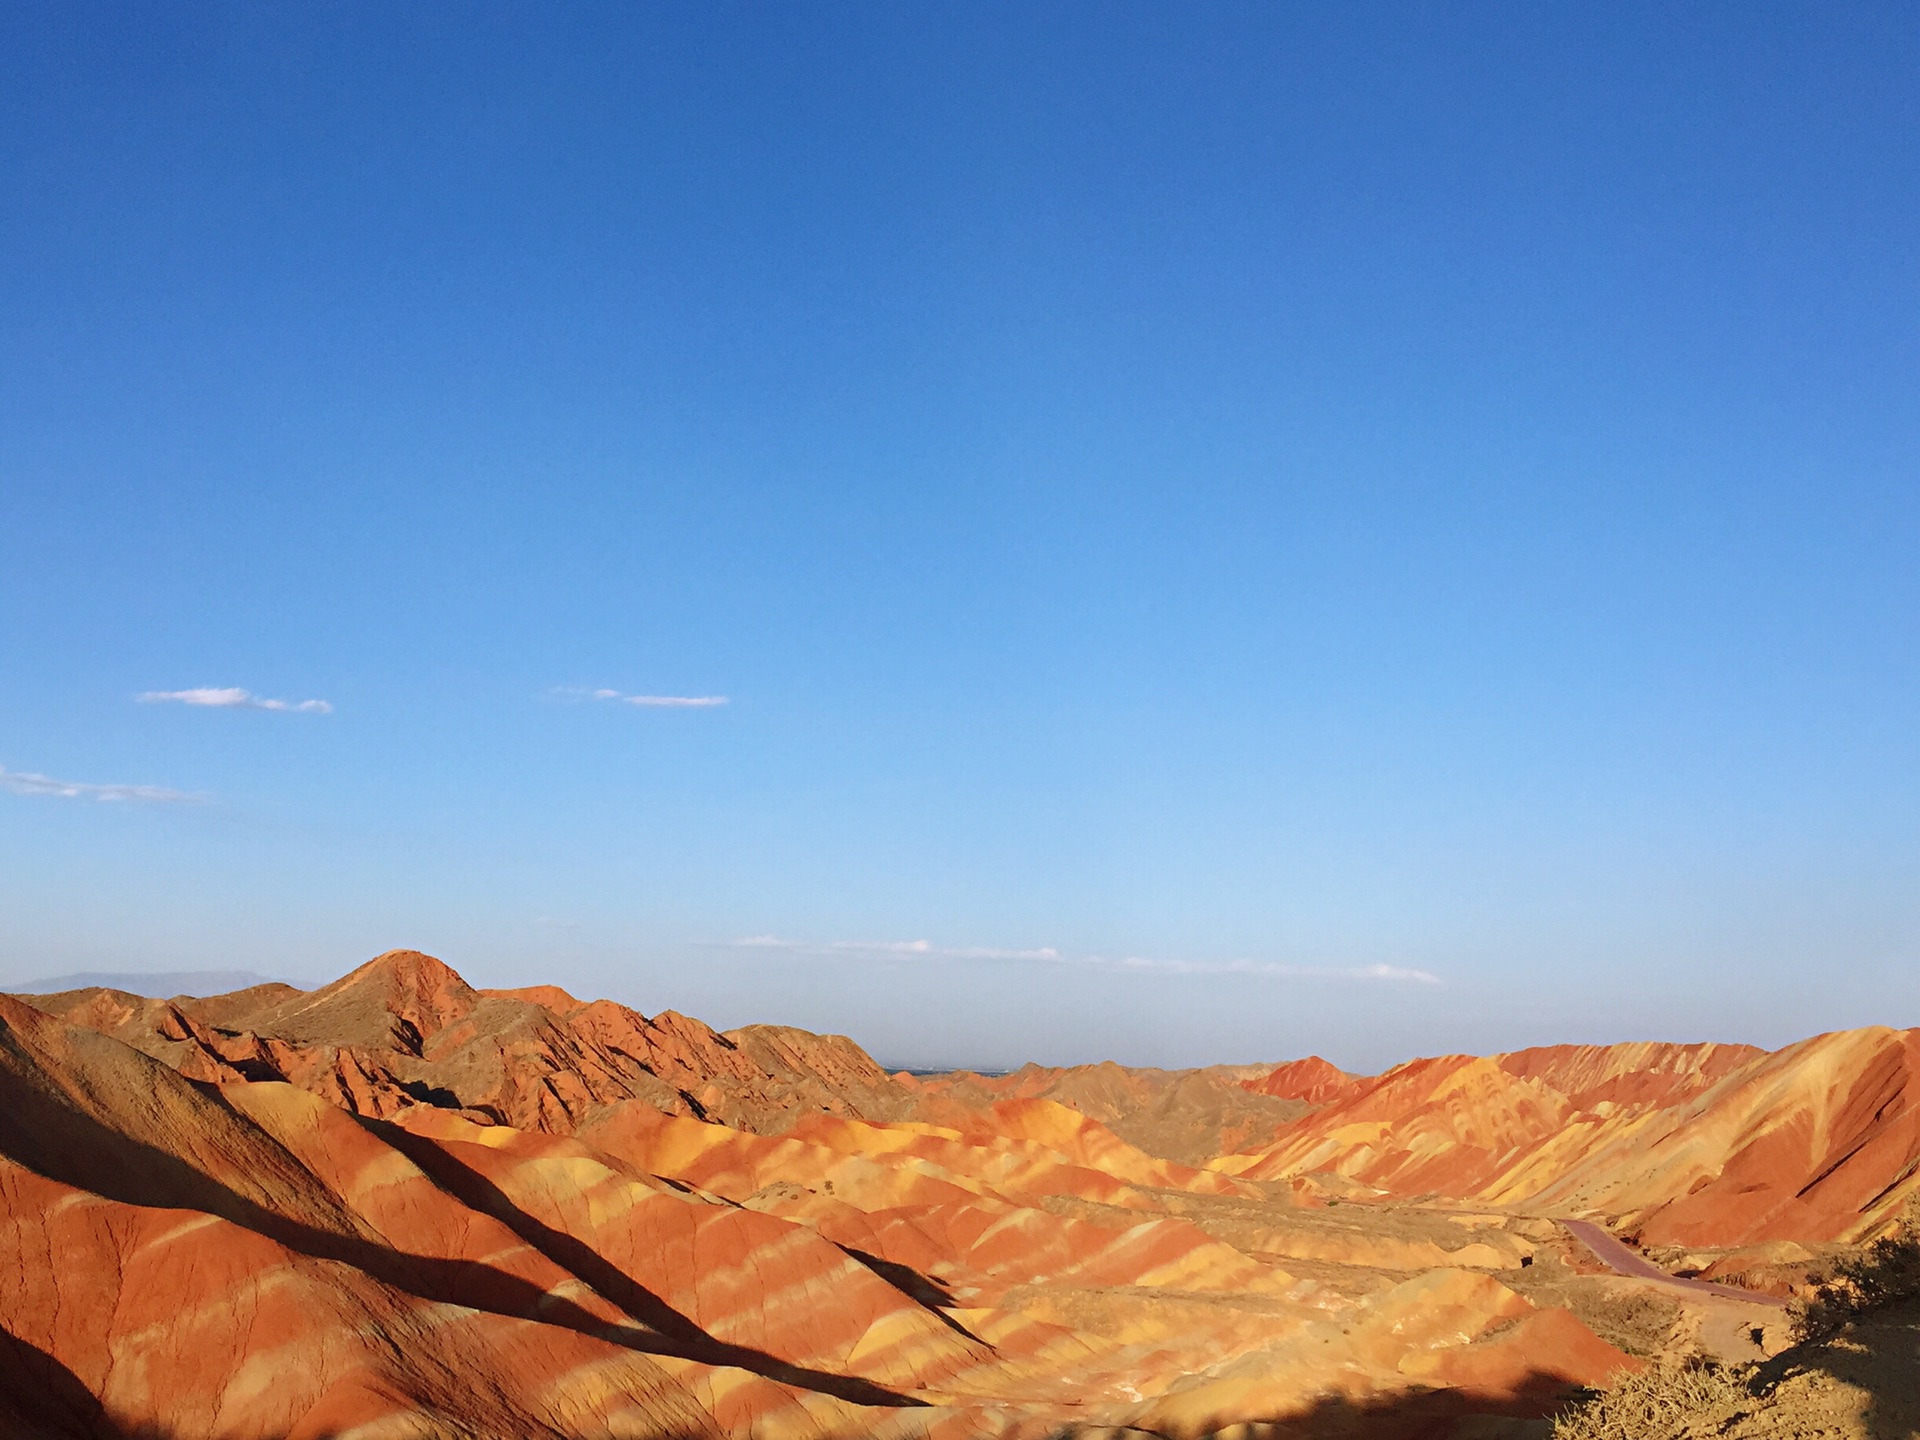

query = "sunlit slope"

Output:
[[901, 1058, 1308, 1166], [0, 995, 876, 1440], [1222, 1033, 1920, 1244], [1, 959, 1653, 1437]]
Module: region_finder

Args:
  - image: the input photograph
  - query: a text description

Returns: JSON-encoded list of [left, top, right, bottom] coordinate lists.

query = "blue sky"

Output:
[[3, 3, 1916, 1070]]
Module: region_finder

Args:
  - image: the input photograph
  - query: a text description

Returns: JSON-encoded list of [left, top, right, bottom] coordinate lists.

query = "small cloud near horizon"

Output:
[[724, 935, 1441, 985], [0, 765, 206, 804], [139, 687, 332, 714], [552, 686, 729, 708]]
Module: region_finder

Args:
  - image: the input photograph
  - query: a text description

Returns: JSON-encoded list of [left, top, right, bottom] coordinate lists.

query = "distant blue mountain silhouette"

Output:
[[6, 970, 304, 997]]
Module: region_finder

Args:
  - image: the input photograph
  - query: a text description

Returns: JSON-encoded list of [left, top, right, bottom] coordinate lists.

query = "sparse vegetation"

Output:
[[1549, 1356, 1755, 1440], [1572, 1289, 1685, 1359], [1552, 1200, 1920, 1440], [1501, 1247, 1682, 1357], [1789, 1198, 1920, 1344]]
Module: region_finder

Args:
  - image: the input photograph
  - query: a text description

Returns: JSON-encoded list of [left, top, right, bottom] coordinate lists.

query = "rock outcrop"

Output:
[[25, 953, 1920, 1437], [23, 949, 918, 1136], [3, 954, 1664, 1438]]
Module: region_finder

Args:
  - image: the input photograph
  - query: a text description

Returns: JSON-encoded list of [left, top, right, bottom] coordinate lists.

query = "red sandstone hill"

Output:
[[1239, 1054, 1356, 1105], [1219, 1032, 1920, 1246], [6, 949, 1916, 1438], [25, 949, 912, 1136]]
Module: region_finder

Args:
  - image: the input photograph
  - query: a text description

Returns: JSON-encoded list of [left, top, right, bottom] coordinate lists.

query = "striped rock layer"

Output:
[[9, 948, 1916, 1436], [1220, 1032, 1920, 1246]]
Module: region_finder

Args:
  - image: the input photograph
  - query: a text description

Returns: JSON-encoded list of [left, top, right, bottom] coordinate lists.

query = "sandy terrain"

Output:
[[2, 949, 1914, 1438]]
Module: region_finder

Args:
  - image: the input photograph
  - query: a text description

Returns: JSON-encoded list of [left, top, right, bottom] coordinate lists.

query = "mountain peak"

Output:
[[266, 949, 479, 1051], [1242, 1055, 1355, 1103]]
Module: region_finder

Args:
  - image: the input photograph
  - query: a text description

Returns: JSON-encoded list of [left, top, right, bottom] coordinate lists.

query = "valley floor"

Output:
[[5, 952, 1917, 1438]]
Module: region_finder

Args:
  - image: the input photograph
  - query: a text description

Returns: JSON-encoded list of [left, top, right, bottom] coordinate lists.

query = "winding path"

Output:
[[1561, 1218, 1788, 1308]]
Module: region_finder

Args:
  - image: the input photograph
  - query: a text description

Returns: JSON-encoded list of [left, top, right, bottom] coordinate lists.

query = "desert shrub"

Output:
[[1789, 1200, 1920, 1344], [1549, 1356, 1753, 1440], [1501, 1255, 1681, 1358], [1569, 1288, 1684, 1358]]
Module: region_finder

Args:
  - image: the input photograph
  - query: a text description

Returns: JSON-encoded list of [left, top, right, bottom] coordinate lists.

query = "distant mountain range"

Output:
[[4, 948, 1915, 1437], [7, 969, 297, 996]]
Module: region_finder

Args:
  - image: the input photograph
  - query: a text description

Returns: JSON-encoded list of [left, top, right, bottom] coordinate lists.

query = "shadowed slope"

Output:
[[0, 997, 960, 1435], [21, 950, 922, 1137], [24, 953, 1902, 1438]]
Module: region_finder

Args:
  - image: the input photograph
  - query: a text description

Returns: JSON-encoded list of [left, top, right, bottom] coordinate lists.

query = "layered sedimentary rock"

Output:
[[17, 949, 1919, 1438], [23, 949, 913, 1135], [1240, 1054, 1359, 1105], [4, 953, 1661, 1438], [1220, 1032, 1920, 1246]]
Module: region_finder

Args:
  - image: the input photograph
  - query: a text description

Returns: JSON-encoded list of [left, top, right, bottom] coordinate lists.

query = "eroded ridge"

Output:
[[5, 951, 1915, 1438]]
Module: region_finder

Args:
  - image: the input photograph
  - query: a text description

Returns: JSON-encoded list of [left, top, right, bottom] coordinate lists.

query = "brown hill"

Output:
[[18, 952, 1920, 1438], [23, 949, 915, 1135], [5, 952, 1676, 1438], [903, 1058, 1309, 1165]]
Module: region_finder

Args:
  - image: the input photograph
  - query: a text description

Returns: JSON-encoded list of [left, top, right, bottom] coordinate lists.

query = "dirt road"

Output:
[[1562, 1218, 1790, 1361], [1561, 1218, 1787, 1307]]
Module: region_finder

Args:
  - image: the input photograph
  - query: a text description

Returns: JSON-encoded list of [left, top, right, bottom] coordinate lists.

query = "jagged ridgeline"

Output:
[[3, 950, 1917, 1438]]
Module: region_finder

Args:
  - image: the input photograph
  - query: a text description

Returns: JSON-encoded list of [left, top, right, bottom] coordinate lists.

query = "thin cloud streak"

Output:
[[0, 765, 206, 804], [726, 936, 1440, 985], [552, 687, 730, 708], [138, 687, 332, 714]]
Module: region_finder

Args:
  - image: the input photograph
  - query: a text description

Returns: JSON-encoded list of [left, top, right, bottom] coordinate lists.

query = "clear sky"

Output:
[[3, 4, 1916, 1071]]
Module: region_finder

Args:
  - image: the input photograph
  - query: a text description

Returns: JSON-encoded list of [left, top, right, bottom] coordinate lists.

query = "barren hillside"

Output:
[[4, 950, 1914, 1438]]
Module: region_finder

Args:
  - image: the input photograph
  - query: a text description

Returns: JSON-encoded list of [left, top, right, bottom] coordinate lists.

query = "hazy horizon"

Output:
[[4, 4, 1917, 1073]]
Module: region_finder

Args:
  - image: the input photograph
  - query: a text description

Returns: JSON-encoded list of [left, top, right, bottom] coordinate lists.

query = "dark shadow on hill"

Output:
[[0, 1323, 723, 1440], [0, 1060, 919, 1411], [836, 1245, 986, 1343], [0, 1322, 1617, 1440], [359, 1114, 928, 1405], [1763, 1208, 1920, 1440], [1758, 1297, 1920, 1440], [0, 1325, 174, 1440], [1071, 1375, 1592, 1439]]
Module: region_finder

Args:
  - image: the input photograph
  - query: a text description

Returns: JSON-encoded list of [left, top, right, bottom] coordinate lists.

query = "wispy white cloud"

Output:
[[551, 687, 730, 709], [138, 687, 332, 714], [0, 765, 206, 804], [724, 936, 1440, 985]]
